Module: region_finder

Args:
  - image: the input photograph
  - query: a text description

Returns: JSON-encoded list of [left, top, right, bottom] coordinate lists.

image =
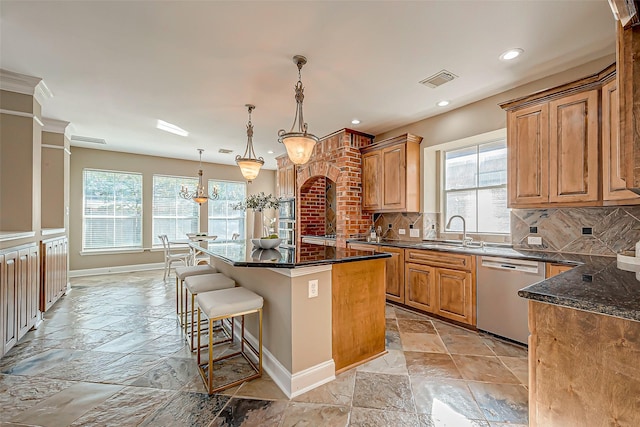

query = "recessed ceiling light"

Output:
[[499, 48, 524, 61], [436, 100, 450, 107], [156, 119, 188, 137], [351, 119, 361, 125], [267, 150, 274, 154]]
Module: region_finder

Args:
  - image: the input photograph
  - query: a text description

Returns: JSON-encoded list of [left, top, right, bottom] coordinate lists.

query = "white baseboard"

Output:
[[231, 319, 335, 399], [69, 263, 164, 277]]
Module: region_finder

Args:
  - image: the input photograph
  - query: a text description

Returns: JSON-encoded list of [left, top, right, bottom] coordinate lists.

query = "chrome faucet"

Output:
[[446, 215, 473, 247]]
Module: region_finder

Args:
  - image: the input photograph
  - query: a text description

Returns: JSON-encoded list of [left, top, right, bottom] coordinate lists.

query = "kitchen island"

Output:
[[190, 240, 390, 398]]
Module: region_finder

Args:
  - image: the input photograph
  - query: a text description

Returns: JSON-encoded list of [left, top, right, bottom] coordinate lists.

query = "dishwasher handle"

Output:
[[480, 256, 540, 274]]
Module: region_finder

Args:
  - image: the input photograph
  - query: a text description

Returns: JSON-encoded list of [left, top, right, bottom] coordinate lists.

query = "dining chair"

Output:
[[158, 234, 191, 281]]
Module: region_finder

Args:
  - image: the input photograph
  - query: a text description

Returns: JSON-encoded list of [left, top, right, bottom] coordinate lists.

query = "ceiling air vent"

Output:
[[218, 148, 233, 154], [70, 135, 106, 145], [419, 70, 458, 88]]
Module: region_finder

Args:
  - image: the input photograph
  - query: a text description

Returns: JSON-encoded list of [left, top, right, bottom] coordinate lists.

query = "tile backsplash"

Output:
[[511, 206, 640, 256], [373, 212, 424, 241]]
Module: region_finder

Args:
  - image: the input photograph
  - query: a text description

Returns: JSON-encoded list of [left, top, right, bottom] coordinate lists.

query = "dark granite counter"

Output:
[[348, 239, 640, 322], [190, 240, 390, 268]]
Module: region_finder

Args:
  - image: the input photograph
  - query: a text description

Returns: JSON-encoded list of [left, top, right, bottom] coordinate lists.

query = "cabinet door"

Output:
[[404, 262, 436, 313], [2, 251, 18, 353], [380, 246, 405, 303], [548, 90, 599, 203], [381, 144, 406, 210], [362, 150, 382, 211], [435, 267, 474, 325], [17, 248, 30, 340], [507, 104, 549, 206], [27, 246, 38, 329], [277, 168, 286, 198], [545, 263, 573, 278], [285, 165, 295, 198], [602, 79, 640, 203]]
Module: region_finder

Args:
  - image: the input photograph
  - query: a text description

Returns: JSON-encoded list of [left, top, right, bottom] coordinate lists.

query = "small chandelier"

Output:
[[278, 55, 319, 165], [179, 149, 219, 205], [235, 104, 264, 183]]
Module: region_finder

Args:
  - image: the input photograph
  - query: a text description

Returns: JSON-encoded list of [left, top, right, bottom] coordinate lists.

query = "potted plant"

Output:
[[232, 192, 280, 238]]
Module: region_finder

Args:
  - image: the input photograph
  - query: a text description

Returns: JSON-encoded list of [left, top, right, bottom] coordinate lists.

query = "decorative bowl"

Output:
[[251, 238, 282, 249], [251, 248, 282, 261]]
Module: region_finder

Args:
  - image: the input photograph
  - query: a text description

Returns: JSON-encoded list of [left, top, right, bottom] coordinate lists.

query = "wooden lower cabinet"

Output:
[[405, 263, 436, 312], [545, 263, 574, 278], [379, 246, 404, 303], [435, 267, 475, 325], [1, 244, 39, 357], [399, 249, 476, 326]]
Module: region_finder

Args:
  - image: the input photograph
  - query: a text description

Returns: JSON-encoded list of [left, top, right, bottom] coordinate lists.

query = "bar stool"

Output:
[[184, 273, 236, 350], [174, 264, 217, 326], [196, 287, 263, 394]]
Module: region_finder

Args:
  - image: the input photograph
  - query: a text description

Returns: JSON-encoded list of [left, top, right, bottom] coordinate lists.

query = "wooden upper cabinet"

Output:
[[362, 150, 382, 211], [548, 90, 599, 204], [276, 157, 296, 199], [508, 103, 549, 205], [501, 63, 623, 208], [361, 133, 422, 212], [602, 78, 640, 203]]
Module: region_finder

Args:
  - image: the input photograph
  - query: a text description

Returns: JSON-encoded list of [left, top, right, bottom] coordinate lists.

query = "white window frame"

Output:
[[152, 174, 201, 246], [82, 168, 143, 252], [207, 179, 247, 242], [442, 138, 509, 236]]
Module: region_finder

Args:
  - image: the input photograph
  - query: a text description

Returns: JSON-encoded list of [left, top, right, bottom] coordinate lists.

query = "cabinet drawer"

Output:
[[347, 243, 378, 252], [405, 249, 473, 272]]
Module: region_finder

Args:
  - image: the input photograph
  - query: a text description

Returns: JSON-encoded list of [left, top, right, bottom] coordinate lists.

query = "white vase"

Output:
[[253, 209, 264, 238]]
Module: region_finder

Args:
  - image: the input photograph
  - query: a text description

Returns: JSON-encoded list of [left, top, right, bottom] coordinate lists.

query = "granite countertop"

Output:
[[348, 239, 640, 322], [190, 239, 390, 268]]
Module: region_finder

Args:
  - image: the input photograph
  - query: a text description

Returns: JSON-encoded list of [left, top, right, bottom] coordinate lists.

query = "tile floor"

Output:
[[0, 270, 528, 427]]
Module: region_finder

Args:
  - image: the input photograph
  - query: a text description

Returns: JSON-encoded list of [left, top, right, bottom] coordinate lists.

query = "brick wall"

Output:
[[296, 129, 375, 247], [299, 176, 326, 237]]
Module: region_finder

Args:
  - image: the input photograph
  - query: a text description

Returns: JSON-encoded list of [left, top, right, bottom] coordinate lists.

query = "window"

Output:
[[444, 140, 509, 234], [83, 169, 143, 250], [208, 180, 246, 241], [152, 175, 200, 244]]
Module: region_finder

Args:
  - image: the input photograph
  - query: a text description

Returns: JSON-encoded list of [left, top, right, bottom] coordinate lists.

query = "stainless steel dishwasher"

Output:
[[477, 256, 545, 344]]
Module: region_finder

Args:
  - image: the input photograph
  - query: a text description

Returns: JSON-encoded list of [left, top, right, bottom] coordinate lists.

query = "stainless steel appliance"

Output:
[[477, 256, 545, 344], [278, 198, 295, 247]]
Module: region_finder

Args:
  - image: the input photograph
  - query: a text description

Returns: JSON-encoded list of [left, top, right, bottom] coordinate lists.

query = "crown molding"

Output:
[[42, 118, 70, 134], [0, 69, 53, 105]]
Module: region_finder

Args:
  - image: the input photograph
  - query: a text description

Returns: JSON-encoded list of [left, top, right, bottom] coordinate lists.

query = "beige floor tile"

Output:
[[293, 369, 355, 405], [482, 337, 528, 358], [440, 334, 495, 356], [352, 371, 415, 412], [498, 356, 528, 386], [405, 352, 462, 379], [210, 397, 288, 427], [397, 319, 437, 334], [400, 332, 447, 353], [467, 382, 528, 424], [279, 402, 350, 427], [411, 377, 484, 419], [451, 355, 520, 384], [233, 375, 288, 401], [10, 382, 123, 427], [419, 414, 490, 426], [350, 407, 420, 426], [356, 349, 408, 375]]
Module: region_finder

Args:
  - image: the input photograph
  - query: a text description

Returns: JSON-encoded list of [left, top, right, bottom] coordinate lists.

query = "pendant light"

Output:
[[179, 149, 219, 205], [278, 55, 319, 165], [235, 104, 264, 183]]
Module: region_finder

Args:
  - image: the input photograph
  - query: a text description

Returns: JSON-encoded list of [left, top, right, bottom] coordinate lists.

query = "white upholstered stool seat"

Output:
[[183, 273, 235, 350], [174, 264, 217, 325], [196, 287, 263, 394]]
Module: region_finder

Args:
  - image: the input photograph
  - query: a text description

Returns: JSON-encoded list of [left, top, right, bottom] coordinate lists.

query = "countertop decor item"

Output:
[[233, 193, 280, 238], [277, 55, 319, 165], [251, 237, 282, 249], [179, 149, 219, 205], [235, 104, 264, 183]]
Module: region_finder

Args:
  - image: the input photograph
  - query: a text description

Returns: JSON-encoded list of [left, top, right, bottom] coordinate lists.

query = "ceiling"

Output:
[[1, 1, 616, 170]]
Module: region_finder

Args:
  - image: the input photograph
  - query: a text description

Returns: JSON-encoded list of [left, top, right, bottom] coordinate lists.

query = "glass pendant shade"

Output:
[[281, 134, 318, 165], [179, 149, 219, 205], [236, 104, 264, 182], [278, 55, 318, 165]]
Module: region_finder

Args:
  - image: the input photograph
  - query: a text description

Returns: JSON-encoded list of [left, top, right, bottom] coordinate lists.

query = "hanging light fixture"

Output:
[[179, 149, 219, 205], [235, 104, 264, 183], [278, 55, 319, 165]]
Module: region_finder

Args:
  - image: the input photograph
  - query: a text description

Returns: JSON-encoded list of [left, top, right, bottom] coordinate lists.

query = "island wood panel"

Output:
[[2, 251, 18, 355], [380, 246, 404, 303], [332, 258, 386, 373], [41, 236, 68, 312], [507, 103, 549, 206], [548, 90, 599, 204], [528, 301, 640, 426]]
